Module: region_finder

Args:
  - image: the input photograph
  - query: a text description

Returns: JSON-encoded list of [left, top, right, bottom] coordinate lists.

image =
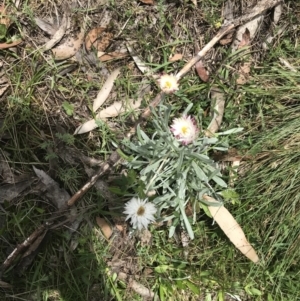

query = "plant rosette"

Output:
[[122, 104, 243, 239]]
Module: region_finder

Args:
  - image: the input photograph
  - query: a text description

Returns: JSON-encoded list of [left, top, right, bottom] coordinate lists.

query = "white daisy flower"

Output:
[[124, 197, 157, 230], [170, 115, 199, 145], [158, 74, 179, 94]]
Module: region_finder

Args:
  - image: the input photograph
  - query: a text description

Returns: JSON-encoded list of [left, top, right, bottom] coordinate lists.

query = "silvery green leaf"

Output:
[[189, 153, 212, 163], [179, 199, 194, 239], [200, 198, 223, 207], [178, 170, 188, 200], [169, 225, 176, 238], [217, 128, 244, 135], [140, 128, 151, 143], [129, 160, 149, 167], [207, 169, 222, 181], [189, 181, 205, 192], [204, 137, 219, 144], [141, 159, 163, 175], [199, 202, 213, 218], [212, 175, 227, 187], [191, 161, 208, 182], [176, 149, 184, 173], [197, 188, 210, 198], [183, 103, 194, 115]]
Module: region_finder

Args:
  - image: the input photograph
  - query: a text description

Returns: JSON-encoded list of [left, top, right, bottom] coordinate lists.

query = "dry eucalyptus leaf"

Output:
[[169, 53, 183, 62], [97, 99, 141, 119], [273, 3, 282, 24], [0, 179, 35, 203], [99, 52, 128, 62], [42, 13, 69, 52], [96, 216, 113, 239], [203, 195, 259, 263], [33, 166, 70, 209], [195, 60, 209, 82], [85, 27, 105, 51], [34, 17, 58, 35], [0, 155, 14, 183], [126, 42, 152, 75], [206, 87, 225, 135], [0, 4, 11, 27], [139, 0, 154, 4], [85, 27, 113, 52], [190, 0, 197, 7], [0, 39, 22, 49], [130, 280, 155, 298], [93, 68, 120, 112], [231, 15, 263, 51], [279, 57, 297, 73], [52, 27, 85, 60], [74, 99, 142, 134], [0, 280, 12, 289], [238, 28, 251, 49], [236, 62, 251, 85]]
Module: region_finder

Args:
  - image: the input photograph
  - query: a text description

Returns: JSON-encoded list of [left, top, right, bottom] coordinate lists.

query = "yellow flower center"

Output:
[[164, 81, 172, 89], [181, 126, 188, 135], [137, 206, 145, 216]]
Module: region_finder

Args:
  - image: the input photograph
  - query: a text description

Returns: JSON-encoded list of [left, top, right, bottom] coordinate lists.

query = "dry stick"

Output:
[[1, 0, 282, 274], [0, 226, 46, 276]]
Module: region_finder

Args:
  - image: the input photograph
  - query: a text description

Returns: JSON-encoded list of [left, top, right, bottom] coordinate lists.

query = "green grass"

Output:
[[1, 0, 300, 300]]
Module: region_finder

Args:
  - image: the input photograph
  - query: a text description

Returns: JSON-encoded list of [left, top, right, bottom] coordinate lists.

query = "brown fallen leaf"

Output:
[[195, 60, 209, 82], [236, 62, 251, 85], [238, 28, 251, 49], [96, 217, 113, 239], [219, 31, 234, 45], [0, 4, 11, 27], [99, 52, 128, 62], [0, 39, 22, 49], [85, 27, 106, 51], [52, 27, 85, 60], [86, 28, 113, 52], [139, 0, 154, 4], [168, 53, 183, 62], [231, 15, 263, 51], [203, 195, 259, 263]]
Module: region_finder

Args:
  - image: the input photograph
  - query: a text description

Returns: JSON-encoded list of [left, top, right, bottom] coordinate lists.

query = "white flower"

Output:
[[124, 197, 157, 230], [158, 74, 179, 94], [170, 115, 199, 145]]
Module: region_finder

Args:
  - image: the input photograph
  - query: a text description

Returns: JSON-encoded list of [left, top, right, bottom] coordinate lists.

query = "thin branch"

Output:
[[0, 226, 47, 275]]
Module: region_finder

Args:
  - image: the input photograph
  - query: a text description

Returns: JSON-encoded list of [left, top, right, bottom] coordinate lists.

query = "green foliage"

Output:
[[123, 103, 242, 239], [62, 101, 75, 116]]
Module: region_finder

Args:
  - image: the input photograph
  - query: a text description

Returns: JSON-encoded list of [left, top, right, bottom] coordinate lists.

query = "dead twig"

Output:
[[0, 226, 47, 276]]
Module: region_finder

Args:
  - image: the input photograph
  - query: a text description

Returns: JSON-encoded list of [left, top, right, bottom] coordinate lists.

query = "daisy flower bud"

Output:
[[158, 74, 179, 94], [170, 115, 199, 145], [123, 197, 157, 230]]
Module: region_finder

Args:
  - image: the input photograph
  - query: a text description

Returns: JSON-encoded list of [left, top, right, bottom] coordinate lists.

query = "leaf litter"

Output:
[[0, 0, 288, 297]]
